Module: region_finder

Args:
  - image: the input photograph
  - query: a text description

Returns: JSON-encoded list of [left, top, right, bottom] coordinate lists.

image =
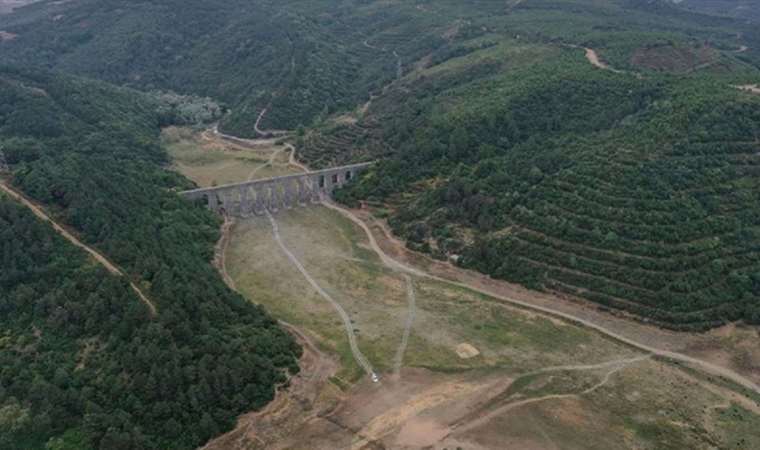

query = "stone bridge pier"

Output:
[[179, 162, 372, 216]]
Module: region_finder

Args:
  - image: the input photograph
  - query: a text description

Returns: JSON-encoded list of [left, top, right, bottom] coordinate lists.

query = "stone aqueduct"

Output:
[[179, 162, 372, 216]]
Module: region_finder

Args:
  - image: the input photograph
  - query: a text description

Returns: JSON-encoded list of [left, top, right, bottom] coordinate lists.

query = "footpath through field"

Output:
[[265, 209, 378, 381]]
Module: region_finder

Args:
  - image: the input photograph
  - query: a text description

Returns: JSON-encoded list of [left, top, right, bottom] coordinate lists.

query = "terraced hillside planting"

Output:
[[335, 35, 760, 329]]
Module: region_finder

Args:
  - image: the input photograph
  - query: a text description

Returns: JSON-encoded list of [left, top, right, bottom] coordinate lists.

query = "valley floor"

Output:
[[169, 127, 760, 449]]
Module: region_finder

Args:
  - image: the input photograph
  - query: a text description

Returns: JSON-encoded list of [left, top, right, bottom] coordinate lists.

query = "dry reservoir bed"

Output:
[[166, 127, 760, 449], [221, 206, 760, 450]]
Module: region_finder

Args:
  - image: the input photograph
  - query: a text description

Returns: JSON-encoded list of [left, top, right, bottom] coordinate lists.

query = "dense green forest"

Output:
[[2, 0, 759, 136], [0, 0, 445, 135], [0, 67, 300, 449]]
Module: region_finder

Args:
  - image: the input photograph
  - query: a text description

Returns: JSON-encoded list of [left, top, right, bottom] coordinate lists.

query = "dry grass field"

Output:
[[220, 206, 760, 449], [163, 126, 296, 188], [169, 132, 760, 449]]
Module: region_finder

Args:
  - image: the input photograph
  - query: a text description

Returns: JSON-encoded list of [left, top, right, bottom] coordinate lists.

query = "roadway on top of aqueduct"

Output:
[[179, 162, 373, 216]]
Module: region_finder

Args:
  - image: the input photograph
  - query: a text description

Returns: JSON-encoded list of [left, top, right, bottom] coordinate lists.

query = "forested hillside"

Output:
[[2, 0, 759, 137], [310, 2, 760, 330], [0, 67, 300, 449], [338, 46, 760, 330], [4, 0, 759, 331], [1, 0, 759, 317], [0, 0, 446, 135], [678, 0, 760, 23]]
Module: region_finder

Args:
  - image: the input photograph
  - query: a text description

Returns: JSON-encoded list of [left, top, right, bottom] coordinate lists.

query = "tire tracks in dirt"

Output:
[[392, 274, 417, 377], [265, 209, 378, 381], [0, 180, 158, 316], [321, 200, 760, 398], [450, 355, 651, 436]]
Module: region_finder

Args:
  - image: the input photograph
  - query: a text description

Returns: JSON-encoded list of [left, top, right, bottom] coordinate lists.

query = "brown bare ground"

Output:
[[584, 48, 615, 72], [630, 44, 718, 72], [735, 84, 760, 94], [0, 30, 18, 41]]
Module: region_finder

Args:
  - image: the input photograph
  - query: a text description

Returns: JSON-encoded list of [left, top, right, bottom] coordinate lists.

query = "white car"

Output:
[[371, 373, 379, 383]]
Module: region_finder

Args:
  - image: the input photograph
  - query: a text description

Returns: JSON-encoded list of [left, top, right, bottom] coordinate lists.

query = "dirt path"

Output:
[[0, 180, 158, 316], [322, 200, 760, 398], [215, 213, 237, 290], [254, 108, 289, 137], [393, 50, 403, 79], [392, 274, 417, 378], [266, 210, 378, 381], [246, 146, 286, 180], [254, 108, 268, 136], [451, 355, 650, 436], [286, 143, 310, 172], [735, 84, 760, 94]]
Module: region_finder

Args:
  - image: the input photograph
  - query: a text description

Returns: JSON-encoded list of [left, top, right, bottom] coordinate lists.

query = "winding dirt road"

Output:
[[265, 209, 378, 380], [287, 142, 310, 172], [254, 108, 289, 137], [321, 199, 760, 398], [0, 180, 158, 316]]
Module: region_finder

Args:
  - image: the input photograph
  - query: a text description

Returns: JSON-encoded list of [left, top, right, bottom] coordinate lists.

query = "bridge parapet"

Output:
[[179, 162, 372, 216]]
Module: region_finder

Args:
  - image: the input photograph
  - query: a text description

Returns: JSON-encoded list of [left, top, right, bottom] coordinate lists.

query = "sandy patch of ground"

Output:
[[456, 343, 480, 359], [0, 30, 18, 41], [0, 0, 40, 14], [584, 47, 615, 72], [735, 84, 760, 94], [395, 418, 449, 447]]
